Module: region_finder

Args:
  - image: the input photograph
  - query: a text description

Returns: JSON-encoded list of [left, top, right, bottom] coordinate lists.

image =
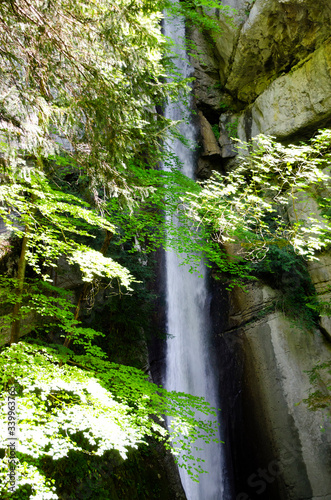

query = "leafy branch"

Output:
[[0, 342, 220, 497]]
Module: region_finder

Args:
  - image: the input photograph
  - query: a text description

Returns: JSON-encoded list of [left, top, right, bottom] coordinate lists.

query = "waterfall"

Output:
[[163, 6, 225, 500]]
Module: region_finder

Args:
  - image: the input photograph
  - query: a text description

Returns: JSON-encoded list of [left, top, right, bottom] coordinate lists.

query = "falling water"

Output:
[[164, 5, 224, 500]]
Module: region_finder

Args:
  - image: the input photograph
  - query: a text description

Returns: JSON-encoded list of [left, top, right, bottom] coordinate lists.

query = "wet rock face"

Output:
[[189, 27, 222, 117]]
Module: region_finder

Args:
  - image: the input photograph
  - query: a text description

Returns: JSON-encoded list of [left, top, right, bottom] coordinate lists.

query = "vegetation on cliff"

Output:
[[183, 130, 331, 266]]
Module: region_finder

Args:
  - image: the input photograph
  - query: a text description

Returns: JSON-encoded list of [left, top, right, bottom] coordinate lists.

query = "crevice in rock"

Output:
[[220, 14, 248, 90], [318, 324, 331, 344]]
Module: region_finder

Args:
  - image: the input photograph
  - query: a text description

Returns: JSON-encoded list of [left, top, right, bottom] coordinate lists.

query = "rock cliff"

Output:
[[190, 2, 331, 499]]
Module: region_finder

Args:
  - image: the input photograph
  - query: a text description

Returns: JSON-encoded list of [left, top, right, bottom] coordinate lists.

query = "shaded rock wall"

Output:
[[221, 283, 331, 500], [189, 2, 331, 499]]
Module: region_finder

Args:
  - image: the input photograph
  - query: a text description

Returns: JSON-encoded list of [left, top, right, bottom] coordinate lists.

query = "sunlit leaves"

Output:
[[183, 131, 331, 263], [0, 342, 219, 496], [68, 248, 135, 287], [0, 169, 136, 287], [164, 0, 237, 34]]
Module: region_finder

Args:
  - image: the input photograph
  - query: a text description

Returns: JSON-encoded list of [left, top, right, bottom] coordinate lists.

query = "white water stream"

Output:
[[164, 6, 224, 500]]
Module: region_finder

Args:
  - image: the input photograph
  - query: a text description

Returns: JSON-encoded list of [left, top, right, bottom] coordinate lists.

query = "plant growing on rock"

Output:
[[301, 360, 331, 425], [224, 119, 239, 138], [183, 130, 331, 264], [165, 0, 237, 34], [211, 124, 220, 141]]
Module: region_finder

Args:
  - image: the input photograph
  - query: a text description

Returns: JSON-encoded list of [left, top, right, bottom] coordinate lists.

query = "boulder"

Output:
[[198, 110, 222, 155]]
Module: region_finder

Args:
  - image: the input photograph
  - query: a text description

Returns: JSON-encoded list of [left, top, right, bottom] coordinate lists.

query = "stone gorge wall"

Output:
[[193, 0, 331, 141], [190, 2, 331, 499]]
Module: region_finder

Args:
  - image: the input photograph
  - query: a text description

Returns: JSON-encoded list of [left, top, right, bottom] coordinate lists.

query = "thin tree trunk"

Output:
[[63, 230, 113, 349], [100, 229, 113, 255], [10, 228, 29, 344], [10, 157, 42, 344]]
